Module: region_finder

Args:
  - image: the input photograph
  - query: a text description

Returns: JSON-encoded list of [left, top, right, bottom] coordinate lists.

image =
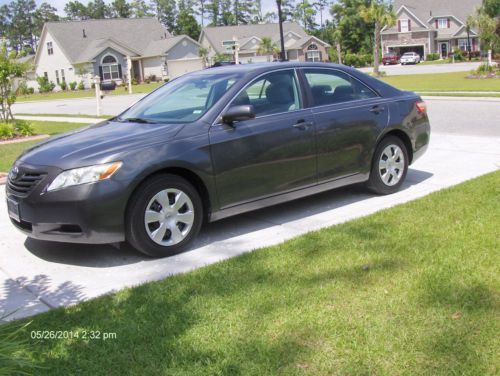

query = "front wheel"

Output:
[[126, 174, 203, 257], [366, 136, 409, 195]]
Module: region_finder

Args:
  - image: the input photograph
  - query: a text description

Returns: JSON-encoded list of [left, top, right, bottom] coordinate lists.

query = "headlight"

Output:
[[47, 162, 122, 192]]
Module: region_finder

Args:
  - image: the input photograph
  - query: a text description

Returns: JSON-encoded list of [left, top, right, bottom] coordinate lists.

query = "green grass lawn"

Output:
[[4, 171, 499, 375], [380, 71, 500, 92], [16, 82, 163, 102], [15, 113, 113, 119], [0, 121, 87, 172]]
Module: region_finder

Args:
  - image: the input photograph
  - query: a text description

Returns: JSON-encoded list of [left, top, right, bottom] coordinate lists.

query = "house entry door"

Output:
[[440, 43, 448, 59]]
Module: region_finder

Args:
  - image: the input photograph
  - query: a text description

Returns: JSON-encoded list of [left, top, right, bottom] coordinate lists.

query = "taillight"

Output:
[[416, 101, 427, 114]]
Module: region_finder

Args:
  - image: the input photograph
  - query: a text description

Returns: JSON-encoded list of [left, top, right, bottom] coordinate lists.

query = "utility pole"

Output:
[[276, 0, 286, 61]]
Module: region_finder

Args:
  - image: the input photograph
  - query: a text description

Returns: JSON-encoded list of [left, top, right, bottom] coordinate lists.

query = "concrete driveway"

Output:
[[1, 98, 499, 321]]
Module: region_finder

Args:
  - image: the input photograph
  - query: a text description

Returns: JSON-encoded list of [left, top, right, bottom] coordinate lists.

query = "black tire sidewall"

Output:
[[367, 136, 409, 195], [126, 174, 203, 257]]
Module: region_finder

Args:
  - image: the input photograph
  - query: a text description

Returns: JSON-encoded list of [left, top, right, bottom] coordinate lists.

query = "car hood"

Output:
[[18, 120, 185, 170]]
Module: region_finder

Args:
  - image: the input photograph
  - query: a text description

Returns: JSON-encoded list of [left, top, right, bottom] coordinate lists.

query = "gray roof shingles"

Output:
[[45, 17, 179, 63]]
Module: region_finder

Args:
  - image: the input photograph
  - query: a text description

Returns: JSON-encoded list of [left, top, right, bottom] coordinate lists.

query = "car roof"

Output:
[[188, 61, 404, 98]]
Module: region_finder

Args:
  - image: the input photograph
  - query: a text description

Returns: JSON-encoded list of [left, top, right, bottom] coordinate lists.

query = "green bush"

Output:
[[476, 63, 494, 74], [452, 48, 465, 62], [36, 76, 55, 93], [343, 53, 373, 67], [77, 81, 85, 90], [131, 78, 138, 85], [13, 119, 34, 136], [0, 122, 14, 138], [27, 87, 34, 94], [426, 52, 440, 61], [15, 80, 29, 95], [59, 81, 67, 91], [69, 81, 77, 90]]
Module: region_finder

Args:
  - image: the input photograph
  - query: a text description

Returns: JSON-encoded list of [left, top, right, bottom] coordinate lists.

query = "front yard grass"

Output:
[[380, 71, 500, 92], [4, 171, 499, 375], [16, 82, 163, 102], [0, 121, 87, 172]]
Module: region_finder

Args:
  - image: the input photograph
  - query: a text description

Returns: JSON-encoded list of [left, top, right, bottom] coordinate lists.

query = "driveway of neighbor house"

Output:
[[1, 97, 499, 321], [359, 61, 482, 75]]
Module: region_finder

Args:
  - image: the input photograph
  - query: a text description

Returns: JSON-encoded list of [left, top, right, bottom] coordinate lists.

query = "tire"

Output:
[[366, 136, 409, 195], [125, 174, 203, 257]]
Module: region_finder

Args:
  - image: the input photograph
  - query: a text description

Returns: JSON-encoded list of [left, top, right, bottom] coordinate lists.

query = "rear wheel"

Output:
[[366, 136, 409, 195], [126, 174, 203, 257]]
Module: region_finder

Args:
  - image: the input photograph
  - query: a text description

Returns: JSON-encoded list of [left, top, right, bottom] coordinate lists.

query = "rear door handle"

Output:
[[370, 105, 386, 114], [293, 119, 314, 130]]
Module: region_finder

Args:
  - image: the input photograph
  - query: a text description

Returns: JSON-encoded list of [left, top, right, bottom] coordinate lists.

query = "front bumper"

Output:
[[6, 162, 128, 244]]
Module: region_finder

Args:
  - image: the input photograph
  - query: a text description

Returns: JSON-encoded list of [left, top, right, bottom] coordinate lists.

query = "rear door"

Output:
[[301, 68, 389, 182], [209, 69, 317, 209]]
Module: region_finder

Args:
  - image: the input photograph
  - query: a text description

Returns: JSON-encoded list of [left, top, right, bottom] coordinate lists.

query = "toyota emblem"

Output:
[[9, 166, 19, 181]]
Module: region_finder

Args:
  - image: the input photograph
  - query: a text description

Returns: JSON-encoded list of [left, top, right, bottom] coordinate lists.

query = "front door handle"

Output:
[[370, 105, 386, 114], [293, 119, 314, 130]]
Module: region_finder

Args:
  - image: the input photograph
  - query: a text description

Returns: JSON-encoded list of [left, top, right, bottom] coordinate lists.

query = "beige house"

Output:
[[199, 22, 330, 64], [381, 0, 482, 59], [33, 18, 202, 91]]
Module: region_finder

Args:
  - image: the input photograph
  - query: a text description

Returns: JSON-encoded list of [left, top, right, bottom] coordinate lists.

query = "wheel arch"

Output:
[[377, 129, 414, 164], [126, 166, 212, 223]]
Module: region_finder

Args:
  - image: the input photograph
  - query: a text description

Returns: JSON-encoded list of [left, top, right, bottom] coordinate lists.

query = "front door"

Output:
[[209, 69, 317, 209], [440, 42, 448, 59], [301, 68, 389, 181]]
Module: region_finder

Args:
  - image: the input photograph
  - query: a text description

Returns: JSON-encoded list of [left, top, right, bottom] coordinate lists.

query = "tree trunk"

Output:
[[336, 41, 342, 64], [373, 21, 380, 76]]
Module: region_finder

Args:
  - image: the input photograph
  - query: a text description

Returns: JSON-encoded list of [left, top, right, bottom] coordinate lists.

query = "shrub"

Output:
[[27, 87, 34, 94], [0, 120, 33, 139], [36, 76, 55, 93], [91, 82, 95, 89], [69, 81, 77, 90], [59, 81, 67, 91], [16, 80, 29, 95], [131, 78, 138, 85], [163, 78, 169, 83], [476, 63, 494, 74], [77, 81, 85, 90], [13, 119, 34, 136], [0, 122, 14, 138], [426, 52, 440, 61], [144, 78, 151, 84], [452, 48, 465, 62], [343, 53, 372, 67]]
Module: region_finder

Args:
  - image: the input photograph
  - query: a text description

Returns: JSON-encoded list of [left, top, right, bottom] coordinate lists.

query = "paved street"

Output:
[[1, 98, 499, 321], [359, 61, 482, 75]]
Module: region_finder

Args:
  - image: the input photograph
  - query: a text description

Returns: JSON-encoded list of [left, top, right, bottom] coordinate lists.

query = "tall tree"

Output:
[[87, 0, 111, 19], [234, 0, 256, 25], [175, 10, 201, 39], [153, 0, 178, 32], [469, 3, 500, 59], [293, 0, 317, 30], [34, 2, 59, 40], [330, 0, 373, 55], [111, 0, 132, 18], [64, 1, 91, 20], [130, 0, 154, 17], [360, 0, 395, 75], [8, 0, 37, 52], [206, 0, 220, 26], [251, 0, 276, 23], [197, 0, 208, 26]]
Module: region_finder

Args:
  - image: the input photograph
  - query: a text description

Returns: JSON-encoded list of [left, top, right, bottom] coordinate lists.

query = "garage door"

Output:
[[167, 58, 204, 79]]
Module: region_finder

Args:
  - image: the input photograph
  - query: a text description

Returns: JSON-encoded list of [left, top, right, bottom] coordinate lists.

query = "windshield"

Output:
[[117, 72, 243, 124]]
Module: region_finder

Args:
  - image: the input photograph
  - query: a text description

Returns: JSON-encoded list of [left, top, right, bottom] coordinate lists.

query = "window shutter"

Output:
[[398, 20, 401, 32], [98, 66, 103, 80], [118, 64, 122, 78], [447, 18, 450, 28], [435, 20, 438, 29], [408, 19, 411, 31]]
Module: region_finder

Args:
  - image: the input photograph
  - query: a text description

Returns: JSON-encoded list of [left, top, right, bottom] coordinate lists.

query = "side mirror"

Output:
[[222, 105, 255, 125]]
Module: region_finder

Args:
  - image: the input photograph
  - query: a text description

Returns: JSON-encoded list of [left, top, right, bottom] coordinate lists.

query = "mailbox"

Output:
[[100, 81, 116, 91]]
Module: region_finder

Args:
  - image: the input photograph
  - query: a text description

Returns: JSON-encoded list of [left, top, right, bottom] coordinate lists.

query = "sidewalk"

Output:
[[15, 115, 106, 124]]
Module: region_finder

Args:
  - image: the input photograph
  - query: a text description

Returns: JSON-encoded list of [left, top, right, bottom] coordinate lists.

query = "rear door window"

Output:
[[303, 69, 378, 106]]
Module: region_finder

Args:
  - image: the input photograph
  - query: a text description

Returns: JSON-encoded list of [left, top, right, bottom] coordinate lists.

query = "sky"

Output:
[[0, 0, 331, 25]]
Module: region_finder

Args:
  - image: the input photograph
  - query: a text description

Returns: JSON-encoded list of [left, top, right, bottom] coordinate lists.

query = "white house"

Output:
[[33, 17, 203, 91]]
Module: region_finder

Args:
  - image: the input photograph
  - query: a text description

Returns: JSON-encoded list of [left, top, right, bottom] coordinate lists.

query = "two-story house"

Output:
[[381, 0, 482, 60], [199, 22, 330, 64], [32, 18, 202, 91]]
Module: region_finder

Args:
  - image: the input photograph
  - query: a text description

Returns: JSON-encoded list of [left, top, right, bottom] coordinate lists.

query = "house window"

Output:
[[55, 70, 59, 85], [61, 69, 65, 82], [307, 43, 318, 51], [101, 54, 121, 80], [438, 18, 448, 29], [458, 39, 470, 51], [306, 51, 322, 62], [400, 19, 409, 32], [47, 42, 53, 55]]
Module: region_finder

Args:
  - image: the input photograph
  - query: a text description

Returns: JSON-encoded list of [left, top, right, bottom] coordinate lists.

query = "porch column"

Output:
[[138, 59, 144, 82], [126, 56, 132, 94]]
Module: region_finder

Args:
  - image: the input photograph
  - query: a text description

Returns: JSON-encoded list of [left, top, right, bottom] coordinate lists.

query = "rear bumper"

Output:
[[6, 162, 128, 244]]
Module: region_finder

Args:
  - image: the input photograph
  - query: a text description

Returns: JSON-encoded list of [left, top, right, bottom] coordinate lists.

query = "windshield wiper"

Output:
[[118, 117, 158, 124]]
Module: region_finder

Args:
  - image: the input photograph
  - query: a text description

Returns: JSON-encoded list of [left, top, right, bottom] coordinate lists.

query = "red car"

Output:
[[382, 53, 400, 65]]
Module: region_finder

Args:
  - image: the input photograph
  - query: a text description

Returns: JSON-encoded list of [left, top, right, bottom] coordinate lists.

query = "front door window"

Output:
[[440, 43, 448, 59]]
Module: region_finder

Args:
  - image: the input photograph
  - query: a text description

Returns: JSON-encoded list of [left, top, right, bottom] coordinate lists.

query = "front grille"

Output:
[[8, 172, 46, 196]]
